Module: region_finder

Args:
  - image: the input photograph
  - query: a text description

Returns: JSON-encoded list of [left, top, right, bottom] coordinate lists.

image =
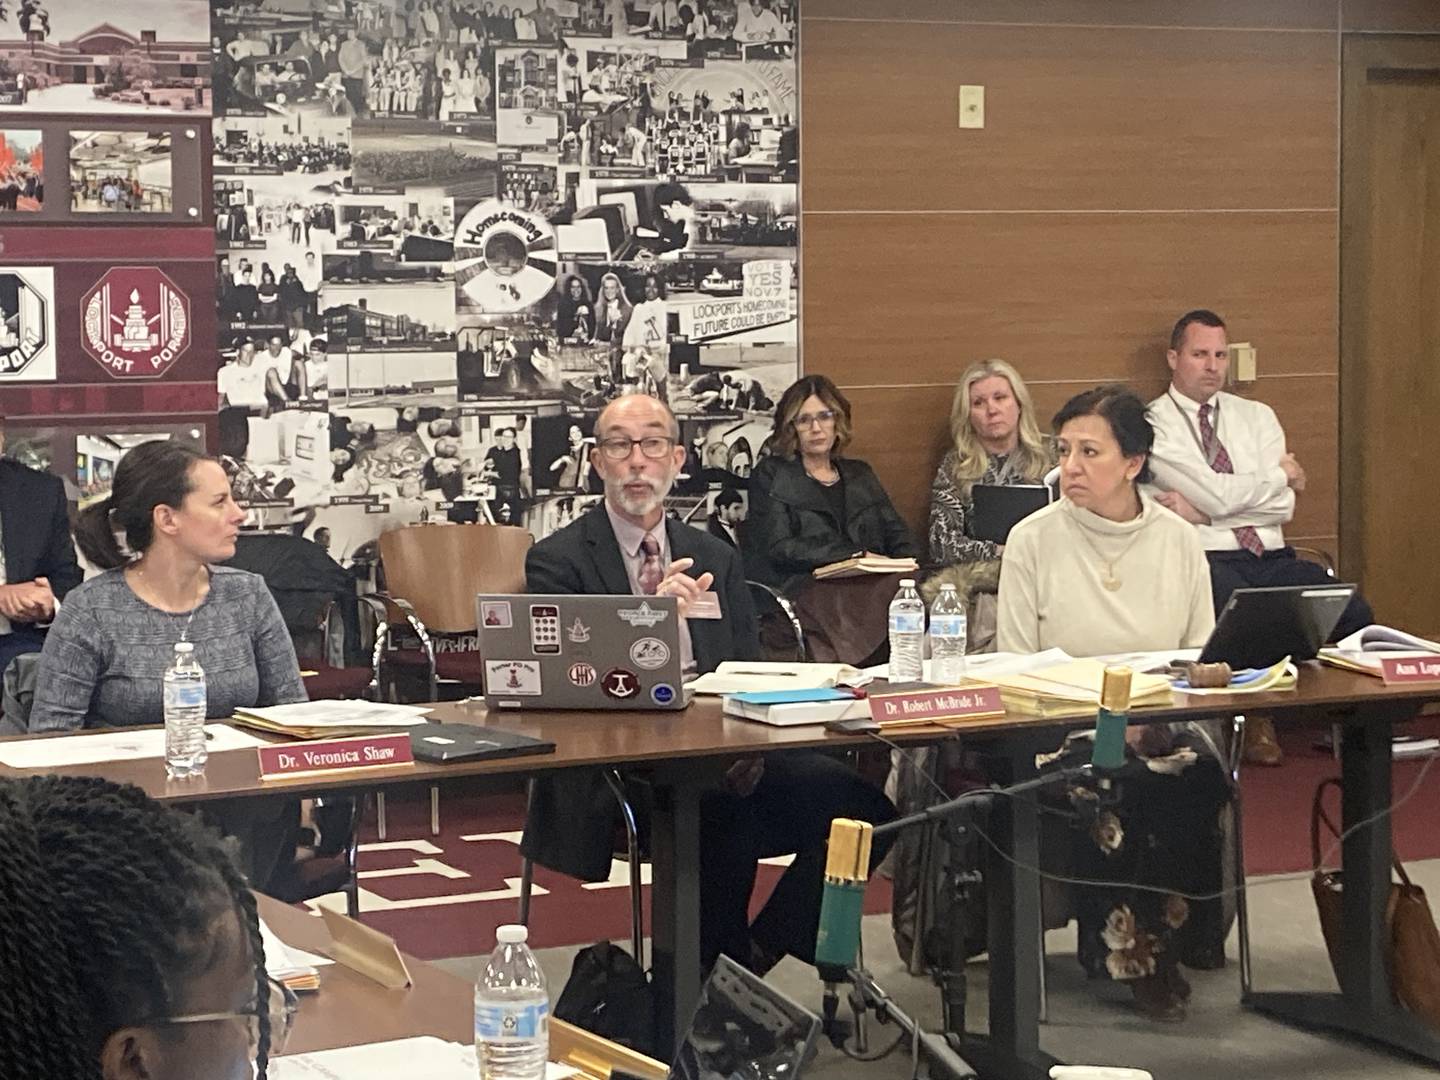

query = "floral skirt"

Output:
[[1068, 754, 1231, 981]]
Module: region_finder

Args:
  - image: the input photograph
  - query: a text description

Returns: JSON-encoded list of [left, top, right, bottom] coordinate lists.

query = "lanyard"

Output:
[[1167, 390, 1222, 470]]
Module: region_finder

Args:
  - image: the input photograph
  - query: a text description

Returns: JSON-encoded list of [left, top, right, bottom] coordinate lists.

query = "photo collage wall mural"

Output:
[[1, 0, 798, 588]]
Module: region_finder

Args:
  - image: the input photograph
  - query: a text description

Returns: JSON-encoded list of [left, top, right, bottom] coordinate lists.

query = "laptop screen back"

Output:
[[670, 955, 820, 1080]]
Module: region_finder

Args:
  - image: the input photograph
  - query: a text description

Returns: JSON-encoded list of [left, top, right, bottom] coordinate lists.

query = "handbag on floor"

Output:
[[553, 941, 655, 1056], [1310, 776, 1440, 1026]]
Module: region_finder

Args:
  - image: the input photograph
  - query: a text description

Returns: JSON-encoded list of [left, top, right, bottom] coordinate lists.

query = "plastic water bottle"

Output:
[[929, 583, 968, 685], [888, 578, 925, 682], [475, 925, 549, 1080], [163, 642, 208, 778]]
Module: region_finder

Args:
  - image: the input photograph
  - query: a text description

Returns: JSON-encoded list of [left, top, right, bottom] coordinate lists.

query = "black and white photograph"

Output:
[[0, 128, 42, 211], [529, 410, 599, 494], [454, 198, 560, 314], [494, 46, 560, 146], [326, 346, 460, 407], [218, 253, 325, 332], [214, 18, 360, 120], [456, 314, 570, 402], [688, 181, 796, 256], [668, 257, 795, 344], [334, 189, 455, 260], [352, 118, 497, 216], [525, 492, 602, 537], [499, 153, 563, 217], [323, 250, 451, 284], [213, 175, 341, 254], [0, 0, 210, 114], [69, 131, 173, 213], [648, 58, 795, 143], [212, 114, 352, 178], [321, 279, 457, 351]]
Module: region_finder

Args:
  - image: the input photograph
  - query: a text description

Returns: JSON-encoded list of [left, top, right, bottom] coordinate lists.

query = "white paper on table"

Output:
[[236, 701, 432, 728], [1092, 648, 1202, 673], [258, 916, 333, 977], [860, 648, 1074, 683], [270, 1037, 578, 1079], [0, 724, 269, 769]]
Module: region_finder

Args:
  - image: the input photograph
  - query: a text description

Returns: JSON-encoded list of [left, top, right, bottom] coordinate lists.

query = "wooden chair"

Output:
[[373, 523, 533, 837]]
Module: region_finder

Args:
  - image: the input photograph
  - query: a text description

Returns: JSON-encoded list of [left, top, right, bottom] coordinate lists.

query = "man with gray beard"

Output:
[[522, 393, 895, 978]]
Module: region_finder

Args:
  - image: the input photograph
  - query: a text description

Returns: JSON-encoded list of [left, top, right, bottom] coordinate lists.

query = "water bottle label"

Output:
[[166, 683, 206, 710], [475, 1000, 549, 1041], [930, 616, 967, 637], [889, 614, 924, 634]]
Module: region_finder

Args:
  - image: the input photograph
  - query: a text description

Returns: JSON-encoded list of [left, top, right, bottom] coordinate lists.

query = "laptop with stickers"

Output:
[[477, 593, 689, 710]]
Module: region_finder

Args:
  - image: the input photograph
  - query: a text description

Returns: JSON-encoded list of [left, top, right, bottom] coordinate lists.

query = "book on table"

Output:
[[812, 554, 920, 579], [722, 688, 872, 727], [986, 659, 1174, 718], [688, 661, 869, 695], [230, 700, 432, 740], [1318, 623, 1440, 677]]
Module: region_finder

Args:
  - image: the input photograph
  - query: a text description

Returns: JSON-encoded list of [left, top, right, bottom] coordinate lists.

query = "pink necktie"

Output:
[[638, 535, 664, 595], [1199, 403, 1265, 557]]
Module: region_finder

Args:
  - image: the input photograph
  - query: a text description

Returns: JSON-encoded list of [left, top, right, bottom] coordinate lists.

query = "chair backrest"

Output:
[[747, 580, 807, 662], [378, 523, 533, 633]]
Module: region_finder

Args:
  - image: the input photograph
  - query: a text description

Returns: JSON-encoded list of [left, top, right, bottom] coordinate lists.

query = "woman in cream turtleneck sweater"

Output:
[[998, 385, 1226, 1023]]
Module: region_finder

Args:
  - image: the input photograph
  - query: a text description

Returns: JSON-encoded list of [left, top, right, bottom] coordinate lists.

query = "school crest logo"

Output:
[[0, 267, 56, 381], [80, 267, 191, 379]]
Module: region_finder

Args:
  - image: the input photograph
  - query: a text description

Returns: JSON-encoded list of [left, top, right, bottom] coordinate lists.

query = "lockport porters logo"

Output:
[[80, 267, 192, 378], [0, 268, 56, 381]]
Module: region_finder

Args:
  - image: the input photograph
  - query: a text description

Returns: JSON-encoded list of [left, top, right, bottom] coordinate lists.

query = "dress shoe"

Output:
[[1243, 716, 1283, 766], [1131, 973, 1187, 1022]]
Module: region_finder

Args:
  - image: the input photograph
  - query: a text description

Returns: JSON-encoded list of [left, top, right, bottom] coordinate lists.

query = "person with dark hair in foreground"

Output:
[[29, 440, 309, 888], [998, 385, 1229, 1023], [0, 774, 290, 1080]]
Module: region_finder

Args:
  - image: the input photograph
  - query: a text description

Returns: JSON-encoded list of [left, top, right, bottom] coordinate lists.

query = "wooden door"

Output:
[[1341, 37, 1440, 638]]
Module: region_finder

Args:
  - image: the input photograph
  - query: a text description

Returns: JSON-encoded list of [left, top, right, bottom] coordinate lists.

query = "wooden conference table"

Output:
[[257, 894, 667, 1077], [6, 665, 1440, 1078]]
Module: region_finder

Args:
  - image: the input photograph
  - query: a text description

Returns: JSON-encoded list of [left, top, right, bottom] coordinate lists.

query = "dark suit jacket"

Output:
[[521, 504, 759, 880], [0, 457, 81, 614], [705, 512, 737, 548]]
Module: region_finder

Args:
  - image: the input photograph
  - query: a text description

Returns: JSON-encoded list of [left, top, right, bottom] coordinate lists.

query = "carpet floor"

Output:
[[309, 718, 1440, 960]]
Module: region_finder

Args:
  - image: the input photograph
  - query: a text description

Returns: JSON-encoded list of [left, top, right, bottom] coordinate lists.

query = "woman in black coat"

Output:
[[746, 374, 918, 593]]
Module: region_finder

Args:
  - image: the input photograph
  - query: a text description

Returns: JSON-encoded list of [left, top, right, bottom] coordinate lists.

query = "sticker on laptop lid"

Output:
[[485, 660, 542, 696], [568, 662, 598, 687], [529, 604, 561, 655], [601, 668, 641, 699], [617, 601, 669, 627], [566, 617, 591, 643], [480, 601, 513, 629], [651, 683, 676, 705], [630, 637, 671, 670]]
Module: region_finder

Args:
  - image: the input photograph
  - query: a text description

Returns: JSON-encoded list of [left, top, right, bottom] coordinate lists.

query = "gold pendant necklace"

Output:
[[1070, 515, 1143, 592]]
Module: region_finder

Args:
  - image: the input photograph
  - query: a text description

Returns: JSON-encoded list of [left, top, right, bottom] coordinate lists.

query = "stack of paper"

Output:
[[1319, 624, 1440, 678], [259, 917, 331, 993], [231, 700, 432, 740], [270, 1038, 578, 1078], [813, 555, 919, 579], [0, 725, 270, 769], [688, 662, 869, 695], [722, 688, 871, 727], [1173, 657, 1297, 696], [988, 659, 1174, 718]]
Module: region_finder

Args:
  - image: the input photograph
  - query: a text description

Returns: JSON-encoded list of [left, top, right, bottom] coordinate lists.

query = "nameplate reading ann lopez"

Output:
[[257, 733, 415, 780]]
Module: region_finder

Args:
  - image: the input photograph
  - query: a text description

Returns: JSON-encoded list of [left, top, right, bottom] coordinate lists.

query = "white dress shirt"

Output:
[[604, 502, 695, 673], [1146, 387, 1295, 553]]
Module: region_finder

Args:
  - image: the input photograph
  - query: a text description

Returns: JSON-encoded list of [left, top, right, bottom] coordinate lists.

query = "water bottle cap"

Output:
[[495, 924, 529, 944], [899, 578, 915, 588], [174, 642, 195, 653]]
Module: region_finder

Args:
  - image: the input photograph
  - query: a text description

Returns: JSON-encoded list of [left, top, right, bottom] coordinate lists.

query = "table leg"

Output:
[[958, 744, 1060, 1080], [1246, 713, 1440, 1063], [649, 768, 703, 1059]]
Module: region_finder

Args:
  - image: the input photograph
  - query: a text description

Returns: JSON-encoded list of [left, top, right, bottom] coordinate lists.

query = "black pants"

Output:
[[698, 751, 896, 971], [1207, 548, 1374, 641]]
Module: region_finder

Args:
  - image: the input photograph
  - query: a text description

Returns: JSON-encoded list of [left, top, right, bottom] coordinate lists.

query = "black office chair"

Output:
[[747, 580, 807, 661]]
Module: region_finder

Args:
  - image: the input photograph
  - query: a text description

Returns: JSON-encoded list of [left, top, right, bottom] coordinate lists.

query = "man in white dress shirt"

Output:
[[1147, 309, 1373, 763]]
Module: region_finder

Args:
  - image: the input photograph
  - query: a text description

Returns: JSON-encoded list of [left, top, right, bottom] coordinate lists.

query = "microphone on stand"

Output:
[[1090, 665, 1134, 774], [814, 817, 873, 971]]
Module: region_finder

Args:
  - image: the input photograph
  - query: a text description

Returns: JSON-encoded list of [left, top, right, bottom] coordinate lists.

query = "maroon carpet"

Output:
[[323, 719, 1440, 961]]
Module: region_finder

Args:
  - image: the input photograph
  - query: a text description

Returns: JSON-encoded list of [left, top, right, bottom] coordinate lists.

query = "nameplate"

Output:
[[1381, 656, 1440, 685], [257, 733, 414, 780], [868, 684, 1005, 727]]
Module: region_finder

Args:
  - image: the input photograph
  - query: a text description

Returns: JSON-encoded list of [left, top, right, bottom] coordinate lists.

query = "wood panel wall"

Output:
[[799, 0, 1440, 566]]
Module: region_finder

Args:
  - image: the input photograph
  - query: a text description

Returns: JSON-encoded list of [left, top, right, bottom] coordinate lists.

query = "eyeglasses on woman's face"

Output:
[[792, 409, 836, 430], [151, 976, 298, 1058], [597, 435, 676, 460]]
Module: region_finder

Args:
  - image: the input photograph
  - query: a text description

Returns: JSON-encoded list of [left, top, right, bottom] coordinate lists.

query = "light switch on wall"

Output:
[[959, 85, 985, 129], [1231, 342, 1258, 382]]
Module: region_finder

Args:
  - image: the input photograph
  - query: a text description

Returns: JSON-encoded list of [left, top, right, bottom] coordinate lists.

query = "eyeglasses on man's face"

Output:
[[150, 975, 298, 1057], [792, 409, 836, 429], [597, 436, 676, 460]]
